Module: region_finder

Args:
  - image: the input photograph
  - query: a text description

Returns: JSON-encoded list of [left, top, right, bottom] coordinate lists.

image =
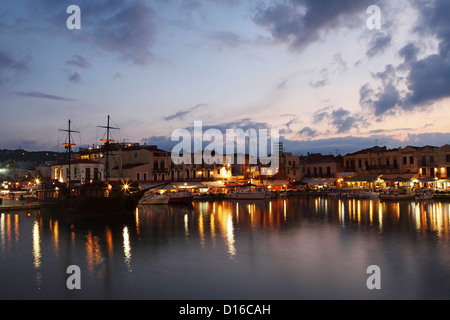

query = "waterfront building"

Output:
[[299, 153, 343, 187], [51, 159, 104, 184]]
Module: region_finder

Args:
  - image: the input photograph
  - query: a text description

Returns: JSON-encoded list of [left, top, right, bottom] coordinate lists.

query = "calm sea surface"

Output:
[[1, 197, 450, 300]]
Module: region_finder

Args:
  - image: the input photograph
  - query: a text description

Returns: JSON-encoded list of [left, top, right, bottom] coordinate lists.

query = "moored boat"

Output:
[[167, 191, 195, 204], [36, 117, 149, 214], [415, 193, 434, 201], [37, 180, 148, 214], [139, 192, 170, 205], [225, 189, 272, 200]]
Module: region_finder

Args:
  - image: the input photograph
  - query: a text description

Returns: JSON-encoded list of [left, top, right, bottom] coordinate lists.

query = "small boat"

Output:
[[380, 193, 415, 200], [168, 191, 195, 204], [356, 191, 380, 199], [380, 187, 415, 201], [139, 192, 170, 205], [225, 189, 272, 200], [415, 193, 433, 201]]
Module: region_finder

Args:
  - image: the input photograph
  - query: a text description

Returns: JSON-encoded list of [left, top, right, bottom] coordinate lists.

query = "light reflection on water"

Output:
[[1, 197, 450, 299]]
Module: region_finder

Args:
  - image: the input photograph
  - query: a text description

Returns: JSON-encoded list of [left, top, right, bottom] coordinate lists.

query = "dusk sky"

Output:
[[1, 0, 450, 155]]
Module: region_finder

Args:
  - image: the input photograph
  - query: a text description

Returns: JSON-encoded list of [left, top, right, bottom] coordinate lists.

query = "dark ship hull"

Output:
[[37, 181, 148, 215]]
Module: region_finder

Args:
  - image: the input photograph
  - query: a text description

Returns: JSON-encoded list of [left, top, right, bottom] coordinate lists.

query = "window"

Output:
[[327, 167, 331, 176], [446, 154, 450, 163], [358, 159, 362, 168], [143, 173, 147, 181], [422, 167, 427, 175], [430, 155, 434, 163], [410, 156, 414, 164], [403, 157, 407, 165], [386, 158, 390, 166], [136, 172, 141, 181]]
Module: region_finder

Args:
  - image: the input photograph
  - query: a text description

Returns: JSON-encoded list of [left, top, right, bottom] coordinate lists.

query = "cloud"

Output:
[[298, 126, 317, 139], [31, 0, 158, 66], [361, 0, 450, 115], [91, 2, 157, 66], [209, 31, 247, 48], [0, 50, 30, 86], [66, 55, 91, 69], [252, 0, 374, 51], [14, 91, 78, 102], [312, 106, 363, 133], [366, 31, 392, 57], [398, 43, 420, 63], [359, 64, 403, 117], [69, 72, 82, 83], [164, 103, 207, 121]]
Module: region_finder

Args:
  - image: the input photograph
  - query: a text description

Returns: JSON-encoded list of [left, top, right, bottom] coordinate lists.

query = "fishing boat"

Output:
[[139, 192, 170, 205], [36, 116, 149, 214]]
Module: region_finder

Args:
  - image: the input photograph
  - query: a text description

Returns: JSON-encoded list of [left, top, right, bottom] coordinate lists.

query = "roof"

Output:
[[381, 173, 418, 181], [54, 159, 102, 166]]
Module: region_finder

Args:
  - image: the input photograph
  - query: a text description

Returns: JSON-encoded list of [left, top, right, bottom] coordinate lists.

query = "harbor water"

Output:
[[1, 197, 450, 300]]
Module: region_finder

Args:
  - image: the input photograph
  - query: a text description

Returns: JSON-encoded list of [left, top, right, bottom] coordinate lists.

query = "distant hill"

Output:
[[0, 149, 67, 165]]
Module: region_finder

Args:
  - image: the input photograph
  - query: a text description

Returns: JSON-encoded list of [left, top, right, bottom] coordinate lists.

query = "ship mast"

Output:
[[98, 115, 119, 181], [60, 119, 79, 184]]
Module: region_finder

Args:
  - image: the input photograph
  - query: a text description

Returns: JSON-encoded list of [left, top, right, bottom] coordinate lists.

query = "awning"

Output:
[[381, 173, 417, 182], [302, 177, 336, 185], [201, 181, 226, 188], [344, 174, 381, 182], [172, 182, 207, 189], [262, 180, 288, 186]]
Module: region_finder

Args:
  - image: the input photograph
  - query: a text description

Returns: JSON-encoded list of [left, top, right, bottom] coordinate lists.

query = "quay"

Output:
[[0, 198, 41, 211]]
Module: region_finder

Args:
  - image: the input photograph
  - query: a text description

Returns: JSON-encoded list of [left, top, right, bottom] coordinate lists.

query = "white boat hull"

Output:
[[140, 194, 170, 205]]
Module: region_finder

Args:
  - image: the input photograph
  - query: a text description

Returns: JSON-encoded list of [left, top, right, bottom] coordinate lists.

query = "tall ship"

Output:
[[36, 116, 148, 214]]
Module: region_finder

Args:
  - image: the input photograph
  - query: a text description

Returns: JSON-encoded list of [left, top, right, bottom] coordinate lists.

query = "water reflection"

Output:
[[1, 197, 450, 299], [123, 226, 132, 272]]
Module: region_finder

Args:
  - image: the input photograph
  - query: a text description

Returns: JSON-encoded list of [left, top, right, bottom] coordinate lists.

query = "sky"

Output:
[[1, 0, 450, 156]]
